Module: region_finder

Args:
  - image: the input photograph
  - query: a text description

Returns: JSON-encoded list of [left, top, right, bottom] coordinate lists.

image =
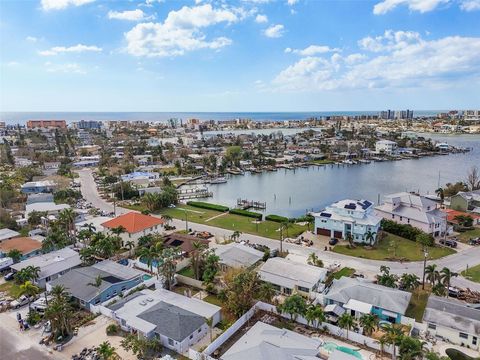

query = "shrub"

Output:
[[106, 324, 119, 336], [381, 219, 422, 241], [229, 209, 263, 220], [265, 214, 289, 223], [187, 201, 229, 212]]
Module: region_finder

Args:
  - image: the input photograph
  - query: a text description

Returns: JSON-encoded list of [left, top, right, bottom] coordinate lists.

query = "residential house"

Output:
[[220, 321, 323, 360], [258, 257, 327, 297], [313, 199, 381, 244], [108, 288, 221, 354], [442, 209, 480, 226], [47, 260, 144, 309], [423, 295, 479, 350], [162, 233, 210, 256], [0, 228, 20, 242], [10, 247, 81, 288], [449, 190, 480, 212], [21, 180, 56, 194], [0, 237, 42, 260], [375, 140, 397, 154], [323, 277, 412, 324], [101, 212, 164, 247], [215, 243, 264, 270], [26, 193, 54, 205], [375, 192, 447, 237]]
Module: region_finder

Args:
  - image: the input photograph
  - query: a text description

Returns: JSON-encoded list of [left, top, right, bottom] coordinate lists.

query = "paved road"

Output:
[[76, 168, 480, 291]]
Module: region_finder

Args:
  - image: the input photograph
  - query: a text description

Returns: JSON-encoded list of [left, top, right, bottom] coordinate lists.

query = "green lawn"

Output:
[[332, 233, 455, 261], [158, 204, 307, 240], [457, 228, 480, 243], [405, 286, 430, 322], [203, 294, 224, 307], [0, 282, 23, 299], [325, 267, 355, 284], [177, 266, 195, 278], [461, 264, 480, 283]]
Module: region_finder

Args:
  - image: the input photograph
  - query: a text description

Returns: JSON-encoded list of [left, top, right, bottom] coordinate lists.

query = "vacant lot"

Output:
[[461, 264, 480, 283]]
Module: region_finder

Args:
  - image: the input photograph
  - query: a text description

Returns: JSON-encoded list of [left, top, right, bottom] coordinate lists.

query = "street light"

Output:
[[422, 248, 429, 290]]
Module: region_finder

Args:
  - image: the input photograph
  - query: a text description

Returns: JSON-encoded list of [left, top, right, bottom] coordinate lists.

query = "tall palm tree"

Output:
[[365, 229, 377, 246], [142, 193, 159, 212], [25, 265, 41, 283], [138, 246, 156, 274], [435, 188, 445, 206], [359, 314, 378, 336], [231, 230, 242, 242], [440, 267, 458, 298], [97, 341, 118, 360], [125, 240, 135, 257], [281, 220, 293, 238], [7, 249, 22, 263], [338, 313, 355, 339], [59, 208, 76, 237], [19, 281, 40, 312], [191, 241, 207, 280], [425, 264, 439, 286], [380, 323, 404, 360]]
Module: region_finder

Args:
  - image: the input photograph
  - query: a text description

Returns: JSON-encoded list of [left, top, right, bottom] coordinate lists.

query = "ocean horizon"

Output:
[[0, 110, 445, 125]]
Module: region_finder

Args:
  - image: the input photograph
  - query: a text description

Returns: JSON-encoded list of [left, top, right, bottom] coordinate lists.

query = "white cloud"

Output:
[[287, 0, 299, 5], [41, 0, 95, 11], [44, 62, 87, 74], [108, 9, 152, 21], [39, 44, 102, 56], [26, 36, 38, 42], [358, 30, 422, 52], [264, 24, 284, 38], [460, 0, 480, 10], [124, 4, 241, 57], [255, 14, 268, 23], [373, 0, 449, 14], [287, 44, 340, 56], [272, 31, 480, 91]]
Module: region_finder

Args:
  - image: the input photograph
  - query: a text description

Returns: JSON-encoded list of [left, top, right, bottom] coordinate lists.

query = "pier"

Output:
[[177, 188, 213, 200], [236, 198, 267, 210]]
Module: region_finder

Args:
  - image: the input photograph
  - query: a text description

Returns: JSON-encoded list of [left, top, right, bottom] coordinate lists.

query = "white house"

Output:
[[375, 192, 447, 237], [214, 243, 264, 270], [375, 140, 397, 154], [313, 199, 381, 244], [258, 257, 327, 297], [423, 295, 479, 350]]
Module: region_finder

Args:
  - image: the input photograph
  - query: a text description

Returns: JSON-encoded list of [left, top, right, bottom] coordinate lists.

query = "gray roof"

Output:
[[423, 295, 480, 335], [49, 260, 143, 302], [215, 243, 264, 268], [221, 321, 322, 360], [0, 228, 20, 241], [325, 277, 412, 315], [138, 301, 205, 342], [27, 193, 54, 205]]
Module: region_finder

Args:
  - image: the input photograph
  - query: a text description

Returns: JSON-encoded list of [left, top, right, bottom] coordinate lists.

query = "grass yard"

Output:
[[457, 228, 480, 243], [405, 286, 431, 322], [177, 266, 195, 279], [158, 204, 307, 240], [332, 233, 456, 261], [461, 264, 480, 283], [0, 282, 23, 299], [203, 294, 223, 307], [326, 267, 355, 284]]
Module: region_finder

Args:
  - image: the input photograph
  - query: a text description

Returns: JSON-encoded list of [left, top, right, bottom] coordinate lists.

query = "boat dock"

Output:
[[236, 198, 266, 210], [177, 188, 212, 200]]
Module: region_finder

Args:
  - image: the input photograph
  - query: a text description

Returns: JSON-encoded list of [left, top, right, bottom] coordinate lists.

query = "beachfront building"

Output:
[[423, 295, 479, 350], [258, 257, 327, 297], [324, 277, 412, 324], [313, 199, 381, 244], [101, 212, 164, 247], [375, 192, 447, 237], [26, 120, 66, 129], [375, 140, 397, 154]]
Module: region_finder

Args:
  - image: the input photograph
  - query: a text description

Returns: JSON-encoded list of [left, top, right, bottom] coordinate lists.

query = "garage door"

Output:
[[317, 228, 330, 236], [334, 231, 343, 238]]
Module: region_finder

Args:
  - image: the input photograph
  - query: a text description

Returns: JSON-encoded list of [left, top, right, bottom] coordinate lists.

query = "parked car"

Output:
[[329, 238, 339, 245], [440, 239, 458, 248], [468, 237, 480, 245], [4, 272, 15, 281], [10, 295, 36, 309]]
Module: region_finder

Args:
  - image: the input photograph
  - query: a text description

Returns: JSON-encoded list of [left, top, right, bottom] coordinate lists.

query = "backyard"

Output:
[[332, 233, 456, 261], [158, 204, 307, 240], [461, 264, 480, 283], [405, 286, 431, 322], [0, 282, 23, 299]]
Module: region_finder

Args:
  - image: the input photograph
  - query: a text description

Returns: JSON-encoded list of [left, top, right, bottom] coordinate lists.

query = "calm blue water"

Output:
[[0, 111, 443, 125]]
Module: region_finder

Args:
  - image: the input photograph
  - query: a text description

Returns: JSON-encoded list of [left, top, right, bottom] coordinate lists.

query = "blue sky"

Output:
[[1, 0, 479, 111]]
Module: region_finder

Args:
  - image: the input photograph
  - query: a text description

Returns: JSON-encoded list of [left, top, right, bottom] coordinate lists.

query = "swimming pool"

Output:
[[322, 342, 363, 359], [143, 274, 152, 281]]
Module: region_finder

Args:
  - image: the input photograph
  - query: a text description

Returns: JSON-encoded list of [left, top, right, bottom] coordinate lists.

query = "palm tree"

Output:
[[110, 225, 126, 237], [281, 220, 293, 238], [231, 230, 242, 242], [359, 314, 378, 336], [125, 240, 135, 257], [80, 247, 95, 265], [432, 282, 447, 297], [435, 188, 445, 206], [440, 267, 458, 298], [307, 252, 323, 267], [19, 281, 40, 311], [258, 282, 275, 303], [7, 248, 22, 263], [59, 208, 76, 237], [380, 323, 404, 360], [138, 246, 156, 274], [26, 265, 41, 283], [338, 313, 355, 339], [365, 229, 377, 246], [141, 193, 159, 212], [97, 341, 118, 360], [161, 214, 173, 225], [160, 248, 177, 290], [399, 273, 420, 292], [191, 241, 207, 280], [425, 264, 439, 286]]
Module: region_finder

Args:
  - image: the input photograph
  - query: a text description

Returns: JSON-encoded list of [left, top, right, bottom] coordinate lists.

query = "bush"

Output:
[[381, 219, 422, 241], [229, 209, 263, 220], [27, 311, 42, 325], [187, 201, 229, 212], [265, 214, 289, 223], [106, 324, 119, 336]]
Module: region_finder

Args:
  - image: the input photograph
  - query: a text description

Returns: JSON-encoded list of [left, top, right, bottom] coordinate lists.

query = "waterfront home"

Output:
[[101, 212, 164, 247], [0, 228, 20, 243], [20, 180, 56, 194], [324, 277, 412, 324], [108, 288, 221, 354], [449, 190, 480, 212], [47, 260, 144, 309], [312, 199, 381, 244], [215, 243, 263, 270], [220, 321, 323, 360], [0, 236, 42, 260], [258, 257, 327, 297], [442, 209, 480, 226], [423, 295, 479, 350], [375, 140, 397, 154], [375, 192, 447, 237], [120, 171, 160, 187], [10, 247, 81, 288]]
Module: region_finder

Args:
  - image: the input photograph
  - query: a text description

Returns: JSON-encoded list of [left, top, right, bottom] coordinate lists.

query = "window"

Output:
[[400, 216, 403, 221], [428, 323, 436, 330], [459, 332, 469, 339], [190, 335, 193, 339], [198, 328, 202, 333], [284, 288, 292, 295], [298, 286, 309, 293], [392, 214, 395, 219], [168, 338, 174, 346]]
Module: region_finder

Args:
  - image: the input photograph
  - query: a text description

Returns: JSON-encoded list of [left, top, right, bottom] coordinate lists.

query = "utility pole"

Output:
[[422, 248, 428, 290]]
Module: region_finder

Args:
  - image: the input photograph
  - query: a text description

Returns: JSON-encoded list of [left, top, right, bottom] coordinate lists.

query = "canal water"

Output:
[[202, 134, 480, 217]]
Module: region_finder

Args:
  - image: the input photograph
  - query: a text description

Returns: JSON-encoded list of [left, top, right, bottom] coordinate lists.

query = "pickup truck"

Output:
[[10, 295, 37, 309]]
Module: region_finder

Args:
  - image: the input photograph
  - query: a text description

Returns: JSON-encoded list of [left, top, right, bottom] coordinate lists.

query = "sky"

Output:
[[0, 0, 479, 112]]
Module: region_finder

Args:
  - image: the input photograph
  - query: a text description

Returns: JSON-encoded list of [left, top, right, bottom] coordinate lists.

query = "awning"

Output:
[[344, 299, 372, 314], [324, 304, 345, 316], [381, 310, 398, 318]]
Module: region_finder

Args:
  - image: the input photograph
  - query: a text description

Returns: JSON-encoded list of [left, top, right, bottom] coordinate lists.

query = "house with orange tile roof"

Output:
[[101, 212, 164, 246], [0, 236, 42, 260], [442, 209, 480, 225]]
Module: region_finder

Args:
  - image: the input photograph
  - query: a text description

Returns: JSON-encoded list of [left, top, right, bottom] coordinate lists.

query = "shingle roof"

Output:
[[423, 295, 480, 335], [101, 212, 164, 234], [138, 301, 205, 341]]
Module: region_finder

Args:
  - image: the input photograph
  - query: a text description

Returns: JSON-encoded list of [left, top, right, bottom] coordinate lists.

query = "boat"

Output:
[[210, 177, 227, 184]]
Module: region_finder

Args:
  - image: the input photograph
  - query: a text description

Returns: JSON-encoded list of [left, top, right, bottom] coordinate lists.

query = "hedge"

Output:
[[187, 201, 229, 212], [381, 219, 423, 241], [229, 209, 263, 220], [265, 214, 289, 223]]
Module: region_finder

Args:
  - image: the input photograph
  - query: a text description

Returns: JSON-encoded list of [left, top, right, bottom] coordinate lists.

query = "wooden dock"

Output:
[[236, 198, 266, 210], [178, 188, 212, 200]]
